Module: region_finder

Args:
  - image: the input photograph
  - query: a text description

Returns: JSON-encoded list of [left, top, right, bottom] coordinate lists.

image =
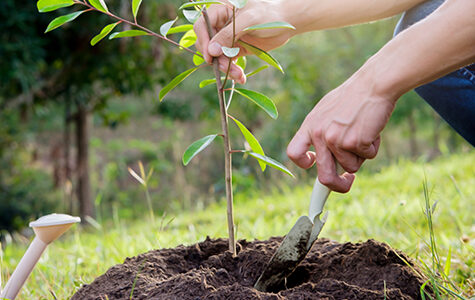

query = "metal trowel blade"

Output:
[[254, 216, 313, 292], [306, 211, 329, 250]]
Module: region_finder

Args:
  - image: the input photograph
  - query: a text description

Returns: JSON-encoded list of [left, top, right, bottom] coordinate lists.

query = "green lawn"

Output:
[[1, 153, 474, 299]]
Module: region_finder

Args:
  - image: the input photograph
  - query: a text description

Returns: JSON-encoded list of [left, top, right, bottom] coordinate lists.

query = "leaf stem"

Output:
[[74, 0, 202, 58], [226, 81, 235, 110], [230, 150, 245, 153], [202, 7, 236, 257]]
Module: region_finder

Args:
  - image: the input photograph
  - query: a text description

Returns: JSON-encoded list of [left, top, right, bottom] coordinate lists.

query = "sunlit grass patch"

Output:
[[2, 152, 474, 299]]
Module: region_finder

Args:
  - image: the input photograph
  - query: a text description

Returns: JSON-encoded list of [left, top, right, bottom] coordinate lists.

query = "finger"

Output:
[[194, 17, 212, 63], [343, 136, 380, 159], [208, 13, 251, 57], [194, 5, 230, 63], [372, 135, 381, 156], [326, 142, 365, 173], [217, 57, 246, 84], [287, 128, 317, 169], [314, 142, 355, 193]]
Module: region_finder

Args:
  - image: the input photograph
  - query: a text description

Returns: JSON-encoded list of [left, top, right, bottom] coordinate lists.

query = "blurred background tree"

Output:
[[0, 0, 471, 234]]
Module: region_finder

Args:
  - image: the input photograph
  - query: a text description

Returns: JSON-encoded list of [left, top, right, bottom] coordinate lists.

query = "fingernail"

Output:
[[208, 42, 222, 56]]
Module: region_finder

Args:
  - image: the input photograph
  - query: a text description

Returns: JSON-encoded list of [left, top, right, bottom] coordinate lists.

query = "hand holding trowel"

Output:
[[254, 163, 344, 292]]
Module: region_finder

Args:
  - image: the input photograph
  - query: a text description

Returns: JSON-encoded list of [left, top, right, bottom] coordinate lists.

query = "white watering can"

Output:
[[1, 214, 80, 300]]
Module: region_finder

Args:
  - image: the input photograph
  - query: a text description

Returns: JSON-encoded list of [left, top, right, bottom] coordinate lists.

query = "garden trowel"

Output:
[[254, 164, 343, 292]]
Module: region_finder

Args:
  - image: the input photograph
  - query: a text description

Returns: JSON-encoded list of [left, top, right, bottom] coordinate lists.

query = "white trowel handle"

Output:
[[0, 237, 47, 300], [308, 162, 345, 221]]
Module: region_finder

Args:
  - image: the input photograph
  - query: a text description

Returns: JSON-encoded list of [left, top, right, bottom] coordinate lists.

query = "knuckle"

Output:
[[324, 130, 339, 146], [344, 163, 359, 174], [341, 136, 359, 151], [318, 173, 333, 186], [339, 185, 351, 193], [286, 145, 299, 160], [366, 150, 377, 159], [311, 127, 323, 141]]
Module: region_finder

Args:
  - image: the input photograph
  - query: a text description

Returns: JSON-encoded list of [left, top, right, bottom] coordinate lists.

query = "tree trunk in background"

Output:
[[429, 111, 442, 160], [76, 105, 94, 221], [408, 112, 418, 158], [64, 96, 73, 214], [172, 133, 190, 210], [119, 0, 132, 54]]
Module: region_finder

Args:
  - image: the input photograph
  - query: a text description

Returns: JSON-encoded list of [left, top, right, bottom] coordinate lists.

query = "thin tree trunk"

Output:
[[408, 112, 418, 158], [76, 104, 94, 221], [203, 8, 236, 256], [64, 96, 73, 214]]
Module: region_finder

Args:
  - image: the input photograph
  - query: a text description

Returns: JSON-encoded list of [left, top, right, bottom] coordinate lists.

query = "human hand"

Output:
[[286, 73, 397, 192], [194, 0, 296, 84]]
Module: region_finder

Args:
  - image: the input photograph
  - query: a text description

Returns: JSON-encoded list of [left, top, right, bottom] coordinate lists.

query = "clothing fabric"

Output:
[[394, 0, 475, 146]]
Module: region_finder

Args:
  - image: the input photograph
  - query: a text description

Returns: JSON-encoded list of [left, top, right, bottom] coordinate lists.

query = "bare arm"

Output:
[[283, 0, 427, 34], [194, 0, 427, 82], [363, 0, 475, 99], [286, 0, 475, 192]]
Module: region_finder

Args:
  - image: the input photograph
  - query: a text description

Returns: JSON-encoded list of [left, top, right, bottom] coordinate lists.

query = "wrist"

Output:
[[351, 54, 408, 105], [280, 0, 317, 36]]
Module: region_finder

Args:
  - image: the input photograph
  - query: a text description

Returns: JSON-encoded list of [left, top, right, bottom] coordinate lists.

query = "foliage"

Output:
[[0, 109, 61, 233], [0, 152, 60, 233], [37, 0, 296, 254], [1, 153, 473, 298]]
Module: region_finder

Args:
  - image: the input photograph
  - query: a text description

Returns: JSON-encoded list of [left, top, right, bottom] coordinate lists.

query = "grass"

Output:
[[1, 152, 474, 299]]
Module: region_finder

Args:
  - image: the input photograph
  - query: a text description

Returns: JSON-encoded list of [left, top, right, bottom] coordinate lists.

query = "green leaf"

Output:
[[109, 30, 149, 39], [159, 67, 198, 101], [193, 52, 205, 66], [167, 24, 194, 35], [37, 0, 74, 13], [132, 0, 143, 19], [199, 78, 216, 88], [45, 10, 87, 33], [239, 40, 283, 73], [234, 88, 278, 119], [91, 22, 119, 46], [246, 65, 269, 77], [160, 18, 177, 37], [183, 134, 219, 166], [244, 21, 295, 31], [179, 1, 224, 10], [228, 0, 247, 8], [179, 29, 197, 48], [88, 0, 108, 13], [222, 46, 240, 58], [229, 116, 266, 171], [183, 9, 200, 23], [247, 152, 294, 177], [236, 56, 246, 70], [199, 66, 267, 88]]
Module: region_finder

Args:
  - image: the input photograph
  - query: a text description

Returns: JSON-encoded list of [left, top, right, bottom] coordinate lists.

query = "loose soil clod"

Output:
[[72, 237, 427, 299]]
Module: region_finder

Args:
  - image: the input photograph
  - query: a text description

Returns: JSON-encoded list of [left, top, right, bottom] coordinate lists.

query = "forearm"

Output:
[[281, 0, 426, 34], [355, 0, 475, 100]]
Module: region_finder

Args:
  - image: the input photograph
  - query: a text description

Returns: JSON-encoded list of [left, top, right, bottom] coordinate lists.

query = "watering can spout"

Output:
[[0, 214, 80, 300]]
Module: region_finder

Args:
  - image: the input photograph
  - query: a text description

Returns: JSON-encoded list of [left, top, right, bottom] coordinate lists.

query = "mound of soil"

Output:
[[72, 237, 427, 299]]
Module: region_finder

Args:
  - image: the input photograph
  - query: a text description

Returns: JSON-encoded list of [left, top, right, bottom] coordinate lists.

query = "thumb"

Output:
[[208, 18, 247, 57]]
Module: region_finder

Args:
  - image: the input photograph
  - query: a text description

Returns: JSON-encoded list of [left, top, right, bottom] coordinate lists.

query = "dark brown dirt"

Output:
[[72, 237, 427, 299]]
